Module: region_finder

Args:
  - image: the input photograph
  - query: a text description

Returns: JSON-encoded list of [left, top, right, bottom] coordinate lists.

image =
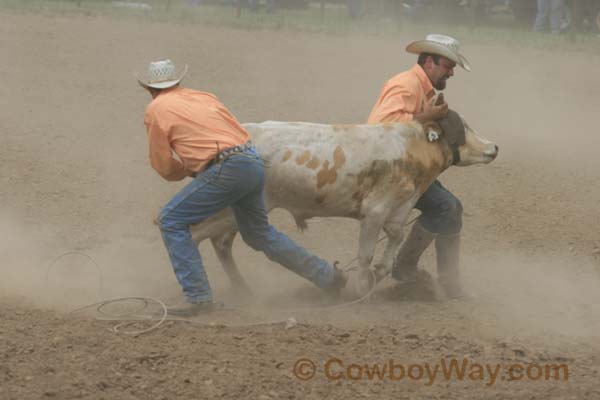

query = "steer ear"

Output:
[[422, 121, 442, 143]]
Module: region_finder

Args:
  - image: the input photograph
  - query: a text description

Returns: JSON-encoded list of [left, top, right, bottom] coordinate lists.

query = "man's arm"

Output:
[[145, 114, 190, 182], [152, 154, 190, 181], [368, 85, 416, 123]]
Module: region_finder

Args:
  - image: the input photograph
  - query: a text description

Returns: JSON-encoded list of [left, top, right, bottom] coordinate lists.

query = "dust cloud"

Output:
[[463, 251, 600, 337], [1, 7, 599, 398], [0, 2, 597, 338]]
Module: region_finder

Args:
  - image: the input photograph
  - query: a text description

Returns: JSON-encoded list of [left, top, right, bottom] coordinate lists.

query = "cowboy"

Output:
[[137, 60, 346, 316], [367, 34, 471, 299]]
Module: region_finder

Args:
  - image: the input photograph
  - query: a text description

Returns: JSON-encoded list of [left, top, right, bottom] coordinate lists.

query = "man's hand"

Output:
[[161, 158, 193, 181], [415, 93, 448, 122], [434, 93, 445, 106]]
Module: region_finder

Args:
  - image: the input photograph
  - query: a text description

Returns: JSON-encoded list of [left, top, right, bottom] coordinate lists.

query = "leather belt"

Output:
[[193, 141, 254, 177]]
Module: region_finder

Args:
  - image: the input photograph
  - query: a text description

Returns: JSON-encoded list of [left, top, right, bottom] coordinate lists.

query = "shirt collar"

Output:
[[157, 85, 181, 96], [149, 85, 181, 105], [411, 64, 435, 98], [156, 85, 181, 98]]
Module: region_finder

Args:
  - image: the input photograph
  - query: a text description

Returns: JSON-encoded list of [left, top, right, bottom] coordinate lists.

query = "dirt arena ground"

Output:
[[1, 8, 600, 399]]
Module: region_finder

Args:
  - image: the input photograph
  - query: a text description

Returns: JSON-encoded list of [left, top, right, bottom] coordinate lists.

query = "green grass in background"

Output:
[[1, 0, 599, 53]]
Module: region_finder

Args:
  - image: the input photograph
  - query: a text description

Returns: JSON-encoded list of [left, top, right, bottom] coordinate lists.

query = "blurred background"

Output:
[[3, 0, 599, 37]]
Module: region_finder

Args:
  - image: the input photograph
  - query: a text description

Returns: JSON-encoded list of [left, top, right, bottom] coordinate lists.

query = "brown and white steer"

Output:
[[189, 116, 498, 296]]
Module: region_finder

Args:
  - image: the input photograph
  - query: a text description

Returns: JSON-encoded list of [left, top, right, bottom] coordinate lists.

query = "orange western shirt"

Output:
[[143, 87, 250, 181], [367, 64, 435, 123]]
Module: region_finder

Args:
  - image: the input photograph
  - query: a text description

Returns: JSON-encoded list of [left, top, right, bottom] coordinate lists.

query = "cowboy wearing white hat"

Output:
[[137, 60, 347, 316], [406, 34, 471, 72], [367, 34, 471, 299], [136, 59, 188, 90]]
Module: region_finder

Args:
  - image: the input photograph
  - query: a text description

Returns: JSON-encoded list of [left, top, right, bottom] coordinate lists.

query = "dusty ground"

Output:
[[1, 9, 600, 400]]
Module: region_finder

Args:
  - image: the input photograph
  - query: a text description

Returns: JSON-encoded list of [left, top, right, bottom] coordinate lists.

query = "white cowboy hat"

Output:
[[406, 34, 471, 71], [136, 59, 188, 89]]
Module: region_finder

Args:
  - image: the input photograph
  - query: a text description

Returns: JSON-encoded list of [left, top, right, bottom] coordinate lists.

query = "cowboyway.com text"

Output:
[[292, 357, 569, 385]]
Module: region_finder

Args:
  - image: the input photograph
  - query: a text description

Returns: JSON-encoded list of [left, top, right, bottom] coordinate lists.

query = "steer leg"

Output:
[[377, 202, 415, 280], [350, 206, 390, 298], [210, 231, 253, 297]]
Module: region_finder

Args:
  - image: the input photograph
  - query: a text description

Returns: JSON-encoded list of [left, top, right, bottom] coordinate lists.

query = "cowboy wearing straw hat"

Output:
[[137, 60, 346, 316], [367, 34, 471, 299]]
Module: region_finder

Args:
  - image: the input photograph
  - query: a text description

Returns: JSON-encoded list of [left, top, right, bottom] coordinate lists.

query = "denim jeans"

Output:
[[157, 147, 335, 303], [414, 180, 463, 235], [533, 0, 567, 33]]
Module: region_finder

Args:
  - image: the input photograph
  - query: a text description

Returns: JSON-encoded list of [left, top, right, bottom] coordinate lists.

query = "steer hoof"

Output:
[[373, 263, 390, 283], [347, 269, 375, 299], [231, 281, 254, 301]]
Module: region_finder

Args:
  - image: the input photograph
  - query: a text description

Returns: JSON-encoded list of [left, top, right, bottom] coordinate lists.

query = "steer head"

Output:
[[458, 118, 499, 166], [423, 110, 498, 167]]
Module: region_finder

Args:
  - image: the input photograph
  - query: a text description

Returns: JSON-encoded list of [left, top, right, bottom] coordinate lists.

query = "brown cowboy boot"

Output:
[[391, 220, 435, 282], [435, 232, 464, 299]]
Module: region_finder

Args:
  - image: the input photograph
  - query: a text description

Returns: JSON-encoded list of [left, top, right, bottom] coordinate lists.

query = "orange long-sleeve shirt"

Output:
[[143, 87, 250, 181], [367, 64, 435, 123]]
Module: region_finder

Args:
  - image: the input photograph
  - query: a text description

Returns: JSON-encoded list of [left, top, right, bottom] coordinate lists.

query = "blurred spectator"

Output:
[[401, 0, 428, 20], [533, 0, 568, 33], [347, 0, 362, 18], [248, 0, 276, 13], [248, 0, 259, 12]]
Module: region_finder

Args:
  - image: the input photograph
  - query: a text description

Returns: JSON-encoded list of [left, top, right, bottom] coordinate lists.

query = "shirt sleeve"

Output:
[[144, 109, 188, 181], [368, 84, 419, 124]]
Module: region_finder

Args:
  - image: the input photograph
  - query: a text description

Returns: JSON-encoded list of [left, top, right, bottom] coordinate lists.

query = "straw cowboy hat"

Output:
[[406, 34, 471, 71], [136, 59, 188, 89]]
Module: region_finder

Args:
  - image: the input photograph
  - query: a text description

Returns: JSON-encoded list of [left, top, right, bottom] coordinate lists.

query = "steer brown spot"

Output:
[[316, 160, 336, 189], [282, 150, 292, 162], [315, 194, 326, 204], [315, 146, 346, 189], [353, 159, 395, 213], [351, 132, 451, 214], [306, 156, 320, 169], [333, 146, 346, 168], [356, 160, 392, 189], [295, 151, 311, 165], [403, 135, 448, 192]]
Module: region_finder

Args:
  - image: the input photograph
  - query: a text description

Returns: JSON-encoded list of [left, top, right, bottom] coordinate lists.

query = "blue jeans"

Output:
[[157, 147, 335, 303], [414, 180, 463, 235], [533, 0, 566, 33]]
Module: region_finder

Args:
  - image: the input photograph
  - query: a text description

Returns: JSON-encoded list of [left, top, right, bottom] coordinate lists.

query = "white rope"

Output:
[[68, 297, 168, 335], [48, 226, 404, 336]]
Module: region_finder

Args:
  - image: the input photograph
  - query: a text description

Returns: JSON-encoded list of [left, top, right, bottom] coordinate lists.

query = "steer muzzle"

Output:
[[456, 125, 498, 166]]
